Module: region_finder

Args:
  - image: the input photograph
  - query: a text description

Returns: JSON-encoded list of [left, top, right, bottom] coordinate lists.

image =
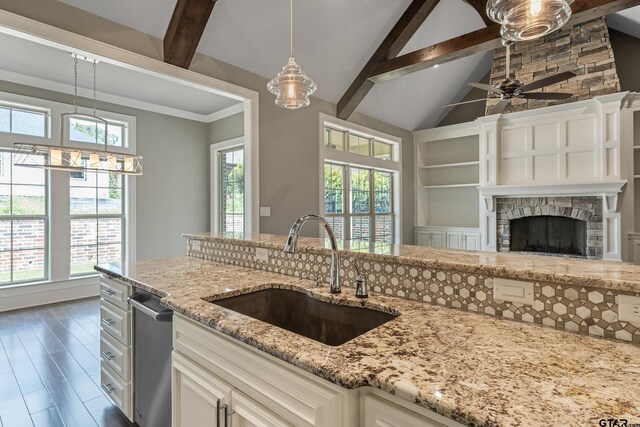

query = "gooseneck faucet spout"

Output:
[[284, 214, 341, 294]]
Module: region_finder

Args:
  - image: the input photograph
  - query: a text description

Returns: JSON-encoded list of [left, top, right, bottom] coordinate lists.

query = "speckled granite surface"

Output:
[[96, 257, 640, 427], [184, 232, 640, 293]]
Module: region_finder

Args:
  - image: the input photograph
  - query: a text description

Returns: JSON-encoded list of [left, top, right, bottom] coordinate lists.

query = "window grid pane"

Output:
[[70, 171, 124, 276], [0, 151, 48, 286], [220, 148, 244, 235], [323, 161, 396, 244]]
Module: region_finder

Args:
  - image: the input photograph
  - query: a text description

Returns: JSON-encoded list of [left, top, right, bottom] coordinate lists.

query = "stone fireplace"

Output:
[[496, 197, 602, 258]]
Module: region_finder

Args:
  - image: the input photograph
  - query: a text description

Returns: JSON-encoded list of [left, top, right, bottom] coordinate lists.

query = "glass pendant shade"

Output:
[[487, 0, 574, 41], [267, 55, 317, 109]]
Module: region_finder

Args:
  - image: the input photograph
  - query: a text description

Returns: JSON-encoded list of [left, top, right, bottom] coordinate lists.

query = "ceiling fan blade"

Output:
[[442, 98, 488, 108], [521, 92, 573, 100], [468, 82, 503, 94], [520, 71, 577, 92], [490, 99, 510, 115]]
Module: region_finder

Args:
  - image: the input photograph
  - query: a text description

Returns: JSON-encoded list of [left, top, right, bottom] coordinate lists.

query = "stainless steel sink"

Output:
[[207, 288, 399, 346]]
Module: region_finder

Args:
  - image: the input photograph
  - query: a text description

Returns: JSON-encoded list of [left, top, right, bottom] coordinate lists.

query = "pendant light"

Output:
[[267, 0, 317, 109], [13, 54, 143, 175], [486, 0, 574, 41]]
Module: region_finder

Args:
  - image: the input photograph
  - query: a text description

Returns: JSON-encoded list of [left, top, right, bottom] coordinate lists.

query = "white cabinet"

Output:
[[230, 389, 292, 427], [363, 392, 464, 427], [172, 352, 231, 427], [416, 229, 447, 248], [172, 314, 463, 427], [415, 227, 480, 251], [99, 275, 134, 422]]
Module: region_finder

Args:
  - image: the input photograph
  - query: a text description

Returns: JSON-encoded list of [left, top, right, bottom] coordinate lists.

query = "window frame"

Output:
[[0, 150, 49, 285], [319, 113, 402, 245], [69, 171, 126, 277], [0, 91, 136, 287], [324, 162, 395, 244], [218, 145, 245, 235]]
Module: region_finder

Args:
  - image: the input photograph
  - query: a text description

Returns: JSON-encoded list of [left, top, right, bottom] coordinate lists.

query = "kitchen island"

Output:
[[96, 244, 640, 427]]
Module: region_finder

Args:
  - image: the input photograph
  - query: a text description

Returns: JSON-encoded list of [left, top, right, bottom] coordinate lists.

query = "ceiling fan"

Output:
[[444, 41, 576, 115]]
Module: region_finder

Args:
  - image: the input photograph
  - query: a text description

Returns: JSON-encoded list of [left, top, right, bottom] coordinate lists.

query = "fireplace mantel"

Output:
[[478, 181, 626, 198]]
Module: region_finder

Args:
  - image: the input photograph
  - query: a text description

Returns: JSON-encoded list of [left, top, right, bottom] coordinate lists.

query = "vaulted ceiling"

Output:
[[52, 1, 640, 131]]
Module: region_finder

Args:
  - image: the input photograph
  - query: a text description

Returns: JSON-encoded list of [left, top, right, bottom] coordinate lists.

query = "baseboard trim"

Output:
[[0, 276, 100, 312]]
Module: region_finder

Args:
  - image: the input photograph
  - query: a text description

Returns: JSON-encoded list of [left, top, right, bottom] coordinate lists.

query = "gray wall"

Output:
[[209, 112, 243, 144], [0, 80, 210, 260], [1, 0, 416, 243]]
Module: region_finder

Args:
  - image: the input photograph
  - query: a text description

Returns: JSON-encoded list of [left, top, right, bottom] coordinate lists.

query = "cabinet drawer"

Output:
[[100, 301, 130, 345], [101, 364, 132, 420], [100, 330, 130, 381], [100, 276, 131, 309]]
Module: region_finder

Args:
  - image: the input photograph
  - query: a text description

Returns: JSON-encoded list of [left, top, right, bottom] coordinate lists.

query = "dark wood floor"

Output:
[[0, 297, 131, 427]]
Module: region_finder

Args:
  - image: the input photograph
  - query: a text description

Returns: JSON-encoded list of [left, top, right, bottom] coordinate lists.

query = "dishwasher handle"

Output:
[[128, 294, 173, 322]]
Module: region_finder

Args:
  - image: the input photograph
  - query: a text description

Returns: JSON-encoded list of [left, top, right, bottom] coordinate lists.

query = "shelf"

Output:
[[634, 175, 640, 179], [421, 183, 479, 189], [420, 161, 479, 170], [634, 146, 640, 151]]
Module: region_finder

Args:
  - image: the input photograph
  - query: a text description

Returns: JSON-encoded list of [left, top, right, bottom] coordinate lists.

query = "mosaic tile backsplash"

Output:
[[186, 236, 640, 344]]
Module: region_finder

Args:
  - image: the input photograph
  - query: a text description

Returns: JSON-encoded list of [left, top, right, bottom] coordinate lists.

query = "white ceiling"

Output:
[[43, 1, 640, 130], [0, 31, 240, 121]]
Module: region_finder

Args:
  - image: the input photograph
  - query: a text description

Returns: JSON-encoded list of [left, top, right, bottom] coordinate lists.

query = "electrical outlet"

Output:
[[618, 295, 640, 325], [260, 207, 271, 217], [493, 278, 534, 305], [255, 247, 269, 262], [192, 240, 201, 251]]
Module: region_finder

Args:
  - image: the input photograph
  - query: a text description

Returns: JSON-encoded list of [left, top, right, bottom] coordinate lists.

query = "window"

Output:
[[324, 125, 394, 161], [0, 104, 48, 137], [68, 116, 125, 147], [70, 171, 124, 275], [321, 116, 401, 245], [324, 163, 394, 244], [0, 151, 47, 284], [219, 148, 244, 234]]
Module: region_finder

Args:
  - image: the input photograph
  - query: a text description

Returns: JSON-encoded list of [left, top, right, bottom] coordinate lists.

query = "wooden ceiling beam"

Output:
[[164, 0, 217, 69], [336, 0, 441, 120], [371, 0, 640, 82]]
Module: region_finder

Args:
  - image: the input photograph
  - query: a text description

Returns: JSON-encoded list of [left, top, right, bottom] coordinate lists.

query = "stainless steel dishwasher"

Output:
[[128, 288, 173, 427]]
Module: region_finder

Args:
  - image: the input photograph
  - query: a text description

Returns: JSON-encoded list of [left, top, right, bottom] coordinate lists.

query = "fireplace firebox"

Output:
[[510, 216, 587, 257]]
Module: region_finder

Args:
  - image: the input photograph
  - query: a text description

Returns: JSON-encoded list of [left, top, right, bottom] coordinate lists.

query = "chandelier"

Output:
[[486, 0, 574, 41], [267, 0, 317, 109], [13, 54, 143, 175]]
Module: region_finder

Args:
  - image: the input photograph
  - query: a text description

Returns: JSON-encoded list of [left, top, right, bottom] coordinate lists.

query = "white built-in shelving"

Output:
[[413, 122, 481, 247]]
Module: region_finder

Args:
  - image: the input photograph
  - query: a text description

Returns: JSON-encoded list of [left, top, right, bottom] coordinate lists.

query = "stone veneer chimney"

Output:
[[486, 17, 621, 114]]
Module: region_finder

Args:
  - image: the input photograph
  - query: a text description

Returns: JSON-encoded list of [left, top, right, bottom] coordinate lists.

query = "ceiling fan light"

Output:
[[487, 0, 574, 41]]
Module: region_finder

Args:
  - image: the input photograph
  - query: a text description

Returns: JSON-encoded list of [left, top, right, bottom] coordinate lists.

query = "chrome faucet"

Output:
[[283, 214, 341, 294]]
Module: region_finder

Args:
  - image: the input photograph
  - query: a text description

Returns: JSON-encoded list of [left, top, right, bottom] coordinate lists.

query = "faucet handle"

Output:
[[302, 273, 322, 288], [349, 257, 368, 299]]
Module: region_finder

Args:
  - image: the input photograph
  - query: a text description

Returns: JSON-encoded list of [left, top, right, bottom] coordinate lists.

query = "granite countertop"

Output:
[[184, 232, 640, 293], [97, 257, 640, 427]]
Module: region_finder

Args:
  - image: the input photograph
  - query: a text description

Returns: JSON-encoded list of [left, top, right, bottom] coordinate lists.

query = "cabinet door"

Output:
[[416, 231, 431, 247], [463, 233, 480, 251], [446, 232, 463, 249], [229, 389, 292, 427], [430, 232, 447, 248], [172, 352, 232, 427], [363, 395, 448, 427]]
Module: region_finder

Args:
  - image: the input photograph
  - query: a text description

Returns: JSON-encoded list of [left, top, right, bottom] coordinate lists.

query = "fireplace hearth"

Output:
[[510, 216, 587, 256]]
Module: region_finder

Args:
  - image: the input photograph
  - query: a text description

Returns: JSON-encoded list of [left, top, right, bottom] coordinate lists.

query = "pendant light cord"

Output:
[[73, 55, 78, 114], [92, 60, 97, 116], [289, 0, 293, 57]]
